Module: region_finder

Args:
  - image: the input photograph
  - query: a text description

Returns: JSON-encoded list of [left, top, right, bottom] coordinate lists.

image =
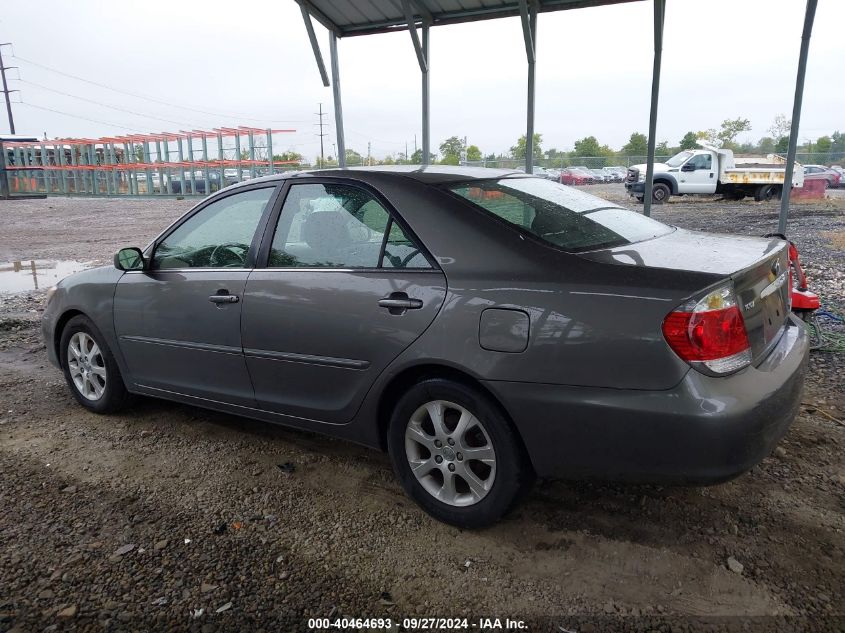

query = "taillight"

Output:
[[662, 283, 752, 375]]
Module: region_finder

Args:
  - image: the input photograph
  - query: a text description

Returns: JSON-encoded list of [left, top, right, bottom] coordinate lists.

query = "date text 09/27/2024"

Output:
[[307, 617, 528, 630]]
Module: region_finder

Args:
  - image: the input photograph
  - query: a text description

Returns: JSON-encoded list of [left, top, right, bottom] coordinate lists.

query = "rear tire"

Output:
[[60, 315, 130, 414], [754, 184, 781, 202], [387, 378, 533, 529], [651, 183, 670, 204]]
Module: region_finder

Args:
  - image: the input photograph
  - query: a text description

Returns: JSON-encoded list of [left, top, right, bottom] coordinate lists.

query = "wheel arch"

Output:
[[375, 362, 535, 473], [653, 175, 678, 195], [53, 308, 86, 361]]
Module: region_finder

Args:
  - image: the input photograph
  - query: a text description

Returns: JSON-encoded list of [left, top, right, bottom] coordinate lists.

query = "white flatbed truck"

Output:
[[624, 144, 804, 204]]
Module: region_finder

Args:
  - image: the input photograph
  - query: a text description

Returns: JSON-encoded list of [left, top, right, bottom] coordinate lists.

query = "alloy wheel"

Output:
[[404, 400, 497, 507], [67, 332, 107, 401]]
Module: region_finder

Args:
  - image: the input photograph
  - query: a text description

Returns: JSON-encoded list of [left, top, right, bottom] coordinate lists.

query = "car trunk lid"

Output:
[[579, 229, 790, 363]]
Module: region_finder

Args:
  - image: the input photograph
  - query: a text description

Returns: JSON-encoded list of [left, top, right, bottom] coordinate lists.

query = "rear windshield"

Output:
[[448, 177, 673, 252]]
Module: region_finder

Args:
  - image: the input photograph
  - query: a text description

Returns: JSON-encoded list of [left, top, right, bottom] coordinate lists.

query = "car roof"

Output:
[[226, 165, 526, 189]]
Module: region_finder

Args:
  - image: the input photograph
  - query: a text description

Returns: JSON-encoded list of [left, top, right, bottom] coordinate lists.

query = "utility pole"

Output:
[[315, 102, 327, 168], [0, 43, 18, 135], [405, 141, 408, 164], [367, 141, 371, 166]]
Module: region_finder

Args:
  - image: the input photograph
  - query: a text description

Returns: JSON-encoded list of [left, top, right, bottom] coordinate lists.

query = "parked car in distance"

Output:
[[830, 166, 845, 187], [589, 168, 610, 183], [530, 166, 550, 179], [603, 166, 627, 182], [544, 168, 561, 181], [42, 166, 808, 528], [559, 167, 595, 185], [165, 171, 239, 195], [803, 164, 841, 189]]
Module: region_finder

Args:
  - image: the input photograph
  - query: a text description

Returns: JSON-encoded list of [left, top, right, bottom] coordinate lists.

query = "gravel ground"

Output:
[[0, 190, 843, 632]]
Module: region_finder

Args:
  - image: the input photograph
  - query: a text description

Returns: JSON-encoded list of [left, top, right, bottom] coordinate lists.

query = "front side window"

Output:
[[269, 183, 430, 269], [153, 187, 274, 269], [666, 151, 694, 168], [687, 154, 712, 170], [449, 177, 673, 252]]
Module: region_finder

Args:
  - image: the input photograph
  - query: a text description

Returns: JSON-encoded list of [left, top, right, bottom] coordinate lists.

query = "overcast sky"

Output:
[[2, 0, 843, 159]]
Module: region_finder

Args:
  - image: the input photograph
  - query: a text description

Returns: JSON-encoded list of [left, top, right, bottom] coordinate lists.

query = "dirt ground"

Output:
[[0, 187, 843, 632]]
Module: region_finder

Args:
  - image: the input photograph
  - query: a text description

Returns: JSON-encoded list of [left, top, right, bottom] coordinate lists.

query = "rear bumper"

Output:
[[484, 315, 808, 484]]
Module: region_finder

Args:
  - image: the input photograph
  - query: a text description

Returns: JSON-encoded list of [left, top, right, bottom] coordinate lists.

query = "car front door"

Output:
[[241, 180, 447, 424], [113, 185, 279, 406], [679, 152, 716, 193]]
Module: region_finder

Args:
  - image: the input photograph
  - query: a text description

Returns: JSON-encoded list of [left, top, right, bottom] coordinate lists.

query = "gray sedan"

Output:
[[42, 166, 808, 528]]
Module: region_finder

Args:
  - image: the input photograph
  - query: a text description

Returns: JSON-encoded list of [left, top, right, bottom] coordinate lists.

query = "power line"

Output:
[[11, 53, 309, 124], [16, 79, 202, 128], [18, 100, 141, 132]]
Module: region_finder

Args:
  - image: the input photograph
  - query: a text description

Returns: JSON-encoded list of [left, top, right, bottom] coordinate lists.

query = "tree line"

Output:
[[274, 114, 844, 167]]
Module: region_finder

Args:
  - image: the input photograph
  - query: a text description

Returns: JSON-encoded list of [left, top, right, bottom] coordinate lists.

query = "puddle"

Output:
[[0, 260, 95, 294]]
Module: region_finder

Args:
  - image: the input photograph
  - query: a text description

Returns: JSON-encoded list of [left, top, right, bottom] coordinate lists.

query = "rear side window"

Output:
[[449, 177, 672, 252], [269, 183, 431, 269]]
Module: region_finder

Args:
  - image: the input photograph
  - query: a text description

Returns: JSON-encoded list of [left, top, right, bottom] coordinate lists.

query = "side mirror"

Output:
[[114, 247, 146, 271], [681, 163, 696, 172]]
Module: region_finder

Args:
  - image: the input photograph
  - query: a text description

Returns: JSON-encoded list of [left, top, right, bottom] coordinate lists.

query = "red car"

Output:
[[559, 168, 595, 185]]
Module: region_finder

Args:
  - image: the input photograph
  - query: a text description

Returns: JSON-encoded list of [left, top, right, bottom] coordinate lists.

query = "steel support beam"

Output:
[[402, 0, 431, 165], [519, 0, 537, 173], [643, 0, 665, 217], [422, 24, 430, 165], [779, 0, 817, 236], [300, 3, 330, 87], [330, 32, 347, 168]]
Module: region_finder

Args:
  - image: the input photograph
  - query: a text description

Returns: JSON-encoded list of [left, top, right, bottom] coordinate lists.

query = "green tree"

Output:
[[757, 137, 775, 154], [466, 145, 482, 161], [830, 131, 844, 154], [572, 136, 611, 158], [656, 140, 670, 155], [439, 136, 464, 162], [273, 151, 303, 164], [717, 117, 752, 148], [815, 136, 832, 153], [410, 148, 435, 164], [345, 148, 363, 165], [510, 133, 543, 161], [768, 114, 791, 141], [621, 132, 648, 155], [679, 131, 698, 150]]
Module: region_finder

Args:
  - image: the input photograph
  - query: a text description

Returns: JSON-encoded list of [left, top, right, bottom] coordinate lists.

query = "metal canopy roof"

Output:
[[301, 0, 640, 37], [295, 0, 819, 235]]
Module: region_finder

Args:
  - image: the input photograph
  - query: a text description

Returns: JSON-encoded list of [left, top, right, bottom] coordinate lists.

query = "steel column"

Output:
[[330, 32, 347, 168], [779, 0, 818, 235], [403, 0, 430, 165], [519, 0, 537, 173], [643, 0, 665, 217], [300, 3, 330, 87], [422, 24, 430, 165], [187, 135, 197, 194], [201, 135, 210, 191], [266, 129, 274, 175]]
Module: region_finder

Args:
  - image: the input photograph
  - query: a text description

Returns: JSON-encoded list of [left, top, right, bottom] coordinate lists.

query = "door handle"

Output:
[[378, 298, 423, 309], [379, 292, 423, 314], [209, 294, 239, 304]]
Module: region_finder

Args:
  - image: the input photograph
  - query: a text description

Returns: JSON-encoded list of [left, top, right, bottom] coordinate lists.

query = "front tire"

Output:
[[651, 183, 670, 204], [60, 315, 130, 414], [387, 378, 532, 529]]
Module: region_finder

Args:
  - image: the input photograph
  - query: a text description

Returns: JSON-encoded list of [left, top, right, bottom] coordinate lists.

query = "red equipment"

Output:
[[765, 233, 822, 348]]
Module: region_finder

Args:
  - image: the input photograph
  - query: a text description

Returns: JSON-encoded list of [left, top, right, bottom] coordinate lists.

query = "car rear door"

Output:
[[241, 179, 446, 424], [113, 184, 280, 406]]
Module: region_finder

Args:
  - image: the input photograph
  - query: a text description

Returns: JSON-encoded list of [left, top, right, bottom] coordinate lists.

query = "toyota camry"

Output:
[[42, 166, 808, 528]]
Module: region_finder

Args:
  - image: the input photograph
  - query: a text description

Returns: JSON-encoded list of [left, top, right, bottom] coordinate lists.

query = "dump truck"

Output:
[[625, 144, 804, 203]]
